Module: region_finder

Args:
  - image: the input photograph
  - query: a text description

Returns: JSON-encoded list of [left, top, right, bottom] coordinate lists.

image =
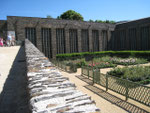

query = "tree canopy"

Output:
[[95, 19, 116, 24], [47, 15, 52, 18], [58, 10, 84, 21]]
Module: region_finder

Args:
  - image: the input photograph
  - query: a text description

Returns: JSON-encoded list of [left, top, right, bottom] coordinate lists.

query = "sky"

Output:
[[0, 0, 150, 22]]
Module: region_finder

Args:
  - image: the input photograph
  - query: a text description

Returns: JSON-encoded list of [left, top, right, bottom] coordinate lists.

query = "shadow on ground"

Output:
[[76, 75, 149, 113], [0, 46, 29, 113]]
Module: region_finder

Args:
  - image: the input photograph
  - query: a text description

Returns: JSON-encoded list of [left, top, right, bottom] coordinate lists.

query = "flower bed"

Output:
[[110, 57, 148, 66], [87, 61, 116, 69], [63, 56, 148, 69], [107, 66, 150, 85]]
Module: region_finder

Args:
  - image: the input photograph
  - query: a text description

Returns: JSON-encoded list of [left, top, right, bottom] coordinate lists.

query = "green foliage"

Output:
[[108, 66, 150, 84], [76, 60, 86, 68], [65, 62, 77, 72], [59, 10, 84, 21]]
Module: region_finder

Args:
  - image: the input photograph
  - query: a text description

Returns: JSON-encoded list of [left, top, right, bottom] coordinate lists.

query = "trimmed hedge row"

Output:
[[56, 51, 150, 60]]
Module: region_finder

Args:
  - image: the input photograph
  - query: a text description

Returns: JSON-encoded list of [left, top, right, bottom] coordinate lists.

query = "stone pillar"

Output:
[[99, 30, 102, 51], [107, 30, 111, 50], [126, 28, 129, 50], [65, 28, 70, 53], [149, 24, 150, 50], [36, 25, 42, 52], [77, 29, 82, 52], [88, 29, 93, 52], [51, 28, 57, 58], [136, 26, 140, 50]]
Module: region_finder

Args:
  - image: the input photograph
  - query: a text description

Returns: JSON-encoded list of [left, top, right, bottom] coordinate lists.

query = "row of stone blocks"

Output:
[[25, 39, 100, 113]]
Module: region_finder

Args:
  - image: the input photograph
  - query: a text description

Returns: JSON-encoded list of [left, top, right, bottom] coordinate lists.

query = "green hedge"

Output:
[[56, 51, 150, 60]]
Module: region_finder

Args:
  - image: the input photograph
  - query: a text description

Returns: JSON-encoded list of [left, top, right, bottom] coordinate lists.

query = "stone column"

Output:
[[77, 29, 82, 52], [51, 28, 57, 58], [149, 24, 150, 50], [107, 30, 111, 50], [126, 28, 129, 50], [65, 28, 70, 53], [136, 26, 140, 50], [36, 25, 42, 52], [99, 30, 102, 51], [88, 29, 93, 52]]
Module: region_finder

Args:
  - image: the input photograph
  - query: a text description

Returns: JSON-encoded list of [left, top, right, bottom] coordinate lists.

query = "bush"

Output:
[[76, 60, 86, 68]]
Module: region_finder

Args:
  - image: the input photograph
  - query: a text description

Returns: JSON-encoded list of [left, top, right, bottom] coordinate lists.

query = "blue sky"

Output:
[[0, 0, 150, 21]]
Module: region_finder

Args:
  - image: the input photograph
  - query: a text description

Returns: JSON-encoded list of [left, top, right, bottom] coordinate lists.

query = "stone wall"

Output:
[[2, 16, 150, 57], [0, 20, 7, 39], [7, 16, 115, 58], [112, 17, 150, 50], [25, 39, 100, 113]]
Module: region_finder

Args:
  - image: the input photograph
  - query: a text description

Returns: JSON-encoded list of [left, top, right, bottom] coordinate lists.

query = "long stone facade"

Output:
[[112, 17, 150, 50], [0, 16, 150, 58], [2, 16, 115, 58]]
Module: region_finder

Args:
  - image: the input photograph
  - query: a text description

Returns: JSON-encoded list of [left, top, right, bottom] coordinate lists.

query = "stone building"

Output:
[[111, 17, 150, 50], [0, 20, 7, 39], [0, 16, 150, 58]]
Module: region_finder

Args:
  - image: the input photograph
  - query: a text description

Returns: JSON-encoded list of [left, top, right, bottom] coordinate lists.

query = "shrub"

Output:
[[76, 60, 86, 68]]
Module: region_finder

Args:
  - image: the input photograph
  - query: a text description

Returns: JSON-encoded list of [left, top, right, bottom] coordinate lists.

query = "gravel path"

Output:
[[0, 46, 29, 113]]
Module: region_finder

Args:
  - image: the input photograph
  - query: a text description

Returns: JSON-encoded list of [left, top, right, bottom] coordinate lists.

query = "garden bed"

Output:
[[107, 66, 150, 85], [62, 56, 149, 69], [110, 57, 148, 66]]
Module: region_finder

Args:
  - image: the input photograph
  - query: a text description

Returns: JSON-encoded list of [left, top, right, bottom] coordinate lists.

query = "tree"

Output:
[[89, 19, 94, 22], [47, 15, 52, 18], [57, 16, 60, 19], [59, 10, 84, 21], [95, 19, 116, 24], [95, 20, 104, 23]]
